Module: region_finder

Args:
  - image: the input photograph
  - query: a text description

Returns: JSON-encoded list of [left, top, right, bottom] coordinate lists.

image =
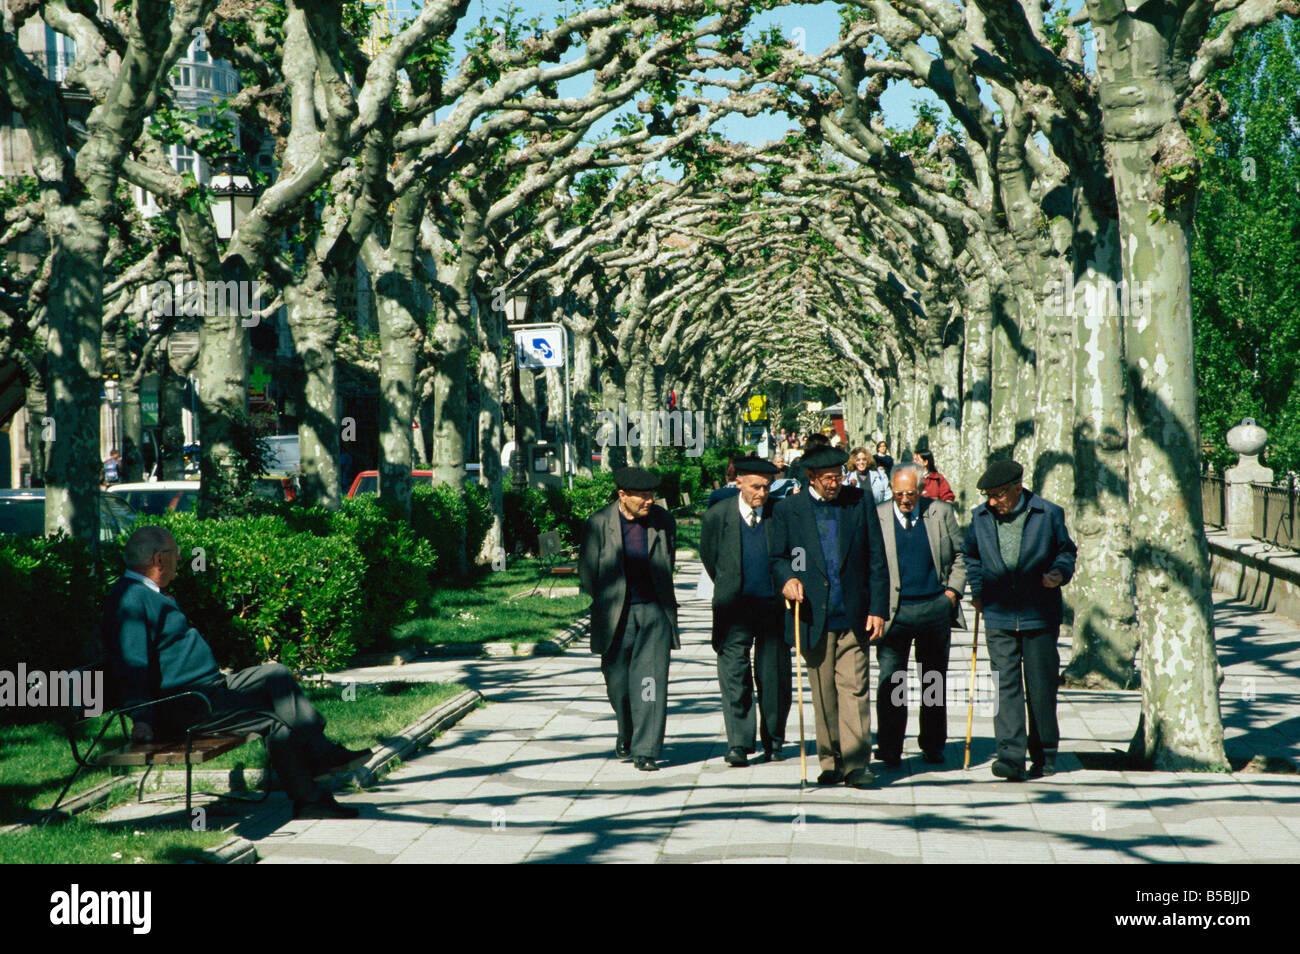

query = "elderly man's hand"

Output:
[[866, 615, 886, 642], [131, 721, 154, 744], [782, 578, 805, 604], [1042, 568, 1064, 589]]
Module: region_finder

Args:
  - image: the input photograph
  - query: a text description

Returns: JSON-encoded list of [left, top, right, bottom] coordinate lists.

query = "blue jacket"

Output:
[[100, 577, 223, 724], [962, 491, 1077, 631]]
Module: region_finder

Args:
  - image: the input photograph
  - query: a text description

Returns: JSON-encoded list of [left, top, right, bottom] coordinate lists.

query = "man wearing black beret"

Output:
[[578, 466, 679, 771], [700, 456, 791, 767], [769, 446, 891, 787], [963, 460, 1077, 781]]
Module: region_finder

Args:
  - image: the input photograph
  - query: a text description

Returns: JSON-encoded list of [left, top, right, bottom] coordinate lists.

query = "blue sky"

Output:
[[388, 0, 936, 150]]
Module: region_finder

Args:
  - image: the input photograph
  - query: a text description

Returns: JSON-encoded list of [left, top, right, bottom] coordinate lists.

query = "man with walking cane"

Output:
[[769, 446, 891, 788], [700, 457, 791, 767], [963, 460, 1077, 781]]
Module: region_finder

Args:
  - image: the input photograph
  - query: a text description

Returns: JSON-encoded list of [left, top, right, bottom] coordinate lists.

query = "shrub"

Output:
[[151, 513, 365, 671], [332, 496, 438, 646], [0, 535, 103, 708], [463, 481, 493, 561]]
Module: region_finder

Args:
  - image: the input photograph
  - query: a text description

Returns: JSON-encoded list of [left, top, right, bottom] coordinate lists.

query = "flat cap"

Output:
[[733, 455, 780, 476], [801, 447, 849, 471], [976, 459, 1024, 490], [614, 466, 660, 491]]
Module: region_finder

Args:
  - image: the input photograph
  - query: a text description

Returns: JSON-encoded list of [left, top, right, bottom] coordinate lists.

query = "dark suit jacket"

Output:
[[699, 494, 779, 651], [100, 576, 223, 725], [768, 485, 890, 650], [963, 490, 1077, 631], [578, 501, 679, 656]]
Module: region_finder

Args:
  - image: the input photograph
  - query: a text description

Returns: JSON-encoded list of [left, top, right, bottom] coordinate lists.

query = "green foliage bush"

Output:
[[0, 536, 102, 705], [149, 513, 365, 672], [332, 496, 439, 646]]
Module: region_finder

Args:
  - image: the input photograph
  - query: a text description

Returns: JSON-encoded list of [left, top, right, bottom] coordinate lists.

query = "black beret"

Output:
[[733, 455, 780, 476], [800, 447, 849, 471], [976, 459, 1024, 491], [614, 466, 660, 491]]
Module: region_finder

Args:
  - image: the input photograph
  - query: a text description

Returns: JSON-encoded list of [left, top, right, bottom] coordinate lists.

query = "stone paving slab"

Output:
[[231, 563, 1300, 863]]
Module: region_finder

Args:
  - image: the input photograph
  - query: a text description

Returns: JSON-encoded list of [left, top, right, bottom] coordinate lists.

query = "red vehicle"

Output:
[[345, 470, 435, 498]]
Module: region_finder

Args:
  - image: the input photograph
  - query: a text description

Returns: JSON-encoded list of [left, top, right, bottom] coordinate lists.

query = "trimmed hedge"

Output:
[[0, 535, 102, 679], [142, 513, 366, 672]]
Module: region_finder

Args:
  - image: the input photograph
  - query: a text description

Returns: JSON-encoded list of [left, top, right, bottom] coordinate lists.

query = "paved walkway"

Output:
[[234, 561, 1300, 863]]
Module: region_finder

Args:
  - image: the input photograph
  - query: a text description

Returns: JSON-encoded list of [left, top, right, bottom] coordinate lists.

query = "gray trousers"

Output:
[[716, 600, 791, 753], [601, 601, 672, 759], [162, 663, 333, 803], [985, 627, 1060, 766], [875, 595, 953, 759]]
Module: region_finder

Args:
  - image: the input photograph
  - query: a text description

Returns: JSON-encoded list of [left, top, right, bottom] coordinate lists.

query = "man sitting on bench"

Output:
[[101, 526, 371, 819]]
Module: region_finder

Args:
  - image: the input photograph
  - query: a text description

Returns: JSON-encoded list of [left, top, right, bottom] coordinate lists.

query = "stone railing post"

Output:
[[1223, 418, 1272, 539]]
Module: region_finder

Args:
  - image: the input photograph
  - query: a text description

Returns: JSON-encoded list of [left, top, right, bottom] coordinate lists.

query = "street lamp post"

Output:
[[505, 292, 529, 490]]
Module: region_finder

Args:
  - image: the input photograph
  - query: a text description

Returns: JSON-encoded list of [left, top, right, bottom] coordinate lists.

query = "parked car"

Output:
[[0, 489, 139, 542], [107, 481, 200, 515], [346, 470, 436, 498]]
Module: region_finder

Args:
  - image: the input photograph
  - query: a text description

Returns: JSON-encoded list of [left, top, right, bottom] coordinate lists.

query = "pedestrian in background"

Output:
[[914, 449, 956, 502], [843, 447, 873, 490]]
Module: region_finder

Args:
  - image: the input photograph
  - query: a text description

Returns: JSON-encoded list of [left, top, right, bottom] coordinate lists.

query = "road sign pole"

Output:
[[562, 325, 573, 490]]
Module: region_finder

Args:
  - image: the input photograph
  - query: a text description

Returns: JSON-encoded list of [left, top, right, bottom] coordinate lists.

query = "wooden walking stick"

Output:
[[963, 608, 982, 770], [786, 597, 808, 788]]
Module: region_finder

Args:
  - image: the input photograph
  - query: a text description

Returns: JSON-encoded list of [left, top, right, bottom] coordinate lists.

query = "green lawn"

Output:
[[675, 518, 701, 555], [0, 815, 231, 864], [0, 680, 467, 863], [392, 559, 590, 648]]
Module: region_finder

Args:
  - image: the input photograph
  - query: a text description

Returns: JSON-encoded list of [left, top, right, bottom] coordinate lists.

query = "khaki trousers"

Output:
[[802, 628, 872, 773]]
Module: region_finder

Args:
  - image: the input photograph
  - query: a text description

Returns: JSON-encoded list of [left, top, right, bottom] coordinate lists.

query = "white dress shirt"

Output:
[[124, 569, 161, 593], [738, 496, 761, 526]]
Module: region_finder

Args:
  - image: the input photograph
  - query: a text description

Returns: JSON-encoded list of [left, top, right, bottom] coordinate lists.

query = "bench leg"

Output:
[[136, 765, 154, 803], [185, 733, 194, 820], [44, 767, 85, 825]]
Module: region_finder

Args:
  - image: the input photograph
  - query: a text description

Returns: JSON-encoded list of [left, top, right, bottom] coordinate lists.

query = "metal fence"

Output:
[[1253, 478, 1300, 550], [1201, 475, 1226, 528]]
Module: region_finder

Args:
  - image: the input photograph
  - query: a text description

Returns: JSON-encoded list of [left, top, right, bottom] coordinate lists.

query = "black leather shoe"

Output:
[[816, 769, 844, 786], [873, 748, 902, 768], [615, 739, 631, 759], [312, 745, 373, 780], [724, 747, 748, 767], [844, 768, 876, 788], [992, 759, 1027, 782], [765, 745, 784, 763], [921, 750, 945, 764], [634, 756, 658, 772], [1029, 755, 1056, 778], [292, 794, 360, 819]]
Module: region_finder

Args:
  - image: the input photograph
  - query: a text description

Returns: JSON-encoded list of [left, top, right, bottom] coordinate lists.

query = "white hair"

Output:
[[124, 526, 174, 568], [890, 462, 924, 487]]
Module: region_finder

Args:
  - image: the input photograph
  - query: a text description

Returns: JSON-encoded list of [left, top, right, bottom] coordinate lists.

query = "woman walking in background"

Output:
[[844, 447, 873, 490], [915, 450, 956, 502]]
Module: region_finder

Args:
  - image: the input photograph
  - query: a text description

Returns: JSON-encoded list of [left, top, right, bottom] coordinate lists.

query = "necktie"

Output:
[[747, 512, 757, 527]]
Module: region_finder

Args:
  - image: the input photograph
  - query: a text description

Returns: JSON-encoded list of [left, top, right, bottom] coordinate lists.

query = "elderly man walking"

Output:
[[873, 463, 966, 768], [769, 446, 890, 788], [700, 456, 791, 767], [963, 461, 1077, 781], [578, 466, 679, 772]]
